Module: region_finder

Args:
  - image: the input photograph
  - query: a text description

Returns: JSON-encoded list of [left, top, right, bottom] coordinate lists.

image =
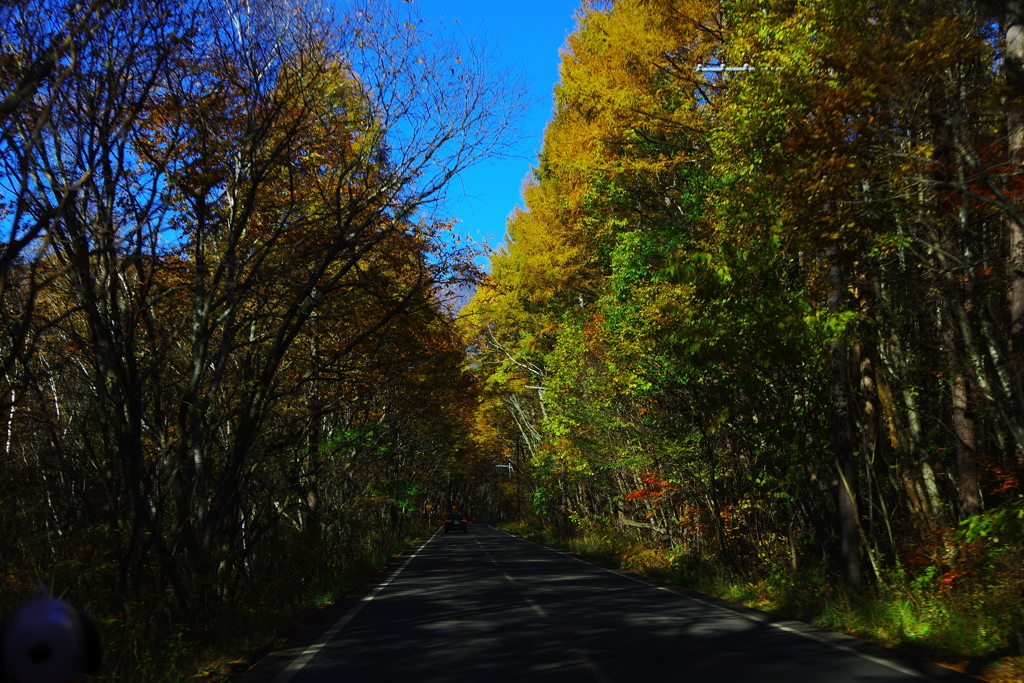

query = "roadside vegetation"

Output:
[[467, 0, 1024, 680], [0, 0, 518, 678], [9, 0, 1024, 679], [148, 523, 432, 682], [501, 519, 1024, 681]]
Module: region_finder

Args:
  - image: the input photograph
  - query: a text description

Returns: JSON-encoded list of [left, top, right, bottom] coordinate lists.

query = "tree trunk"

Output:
[[1006, 1, 1024, 465], [952, 373, 982, 518], [940, 222, 982, 520], [1006, 2, 1024, 363], [828, 245, 861, 588], [855, 274, 898, 563]]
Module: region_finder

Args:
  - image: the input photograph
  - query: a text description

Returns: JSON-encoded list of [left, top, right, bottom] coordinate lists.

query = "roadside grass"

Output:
[[499, 519, 1024, 683], [110, 523, 434, 682]]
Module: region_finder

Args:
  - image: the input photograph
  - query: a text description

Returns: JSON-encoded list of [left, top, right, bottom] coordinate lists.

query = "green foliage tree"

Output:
[[466, 0, 1024, 652]]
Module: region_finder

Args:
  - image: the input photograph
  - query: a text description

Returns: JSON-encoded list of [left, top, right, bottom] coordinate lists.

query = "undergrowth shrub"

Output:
[[1, 519, 430, 682], [503, 517, 1024, 668]]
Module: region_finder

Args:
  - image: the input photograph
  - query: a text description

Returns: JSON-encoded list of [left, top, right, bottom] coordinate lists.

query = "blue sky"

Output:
[[418, 0, 582, 266]]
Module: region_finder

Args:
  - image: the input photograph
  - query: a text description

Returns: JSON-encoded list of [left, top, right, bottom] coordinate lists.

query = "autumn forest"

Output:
[[3, 0, 1024, 678], [465, 0, 1024, 672]]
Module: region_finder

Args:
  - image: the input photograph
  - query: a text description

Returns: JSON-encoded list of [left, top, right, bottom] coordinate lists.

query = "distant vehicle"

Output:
[[444, 513, 468, 533]]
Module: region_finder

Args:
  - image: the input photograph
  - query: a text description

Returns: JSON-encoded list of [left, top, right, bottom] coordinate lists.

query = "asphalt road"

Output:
[[239, 524, 975, 683]]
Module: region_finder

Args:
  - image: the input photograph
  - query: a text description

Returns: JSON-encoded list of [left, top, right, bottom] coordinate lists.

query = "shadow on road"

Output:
[[240, 525, 976, 683]]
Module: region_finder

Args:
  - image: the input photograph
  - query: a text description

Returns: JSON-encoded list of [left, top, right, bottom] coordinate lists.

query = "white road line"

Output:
[[483, 529, 611, 683], [523, 595, 548, 617], [481, 534, 552, 621], [768, 621, 925, 679], [494, 528, 932, 682], [272, 529, 439, 683], [662, 589, 926, 678], [474, 537, 501, 567]]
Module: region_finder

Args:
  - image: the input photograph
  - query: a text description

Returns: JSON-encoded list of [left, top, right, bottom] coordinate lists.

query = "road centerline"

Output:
[[475, 529, 614, 682], [522, 595, 548, 617]]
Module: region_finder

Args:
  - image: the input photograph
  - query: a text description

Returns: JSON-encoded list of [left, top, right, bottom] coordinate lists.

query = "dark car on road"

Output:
[[444, 514, 468, 533]]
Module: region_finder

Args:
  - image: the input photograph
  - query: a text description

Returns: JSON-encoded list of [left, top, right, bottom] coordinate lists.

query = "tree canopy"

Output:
[[0, 0, 522, 676], [464, 0, 1024, 651]]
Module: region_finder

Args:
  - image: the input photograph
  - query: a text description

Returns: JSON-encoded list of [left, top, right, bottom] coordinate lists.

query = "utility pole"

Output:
[[496, 456, 514, 521], [515, 434, 522, 522], [693, 58, 867, 585]]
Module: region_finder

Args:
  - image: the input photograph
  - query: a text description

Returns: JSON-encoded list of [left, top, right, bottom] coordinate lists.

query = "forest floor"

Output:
[[498, 521, 1024, 683]]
